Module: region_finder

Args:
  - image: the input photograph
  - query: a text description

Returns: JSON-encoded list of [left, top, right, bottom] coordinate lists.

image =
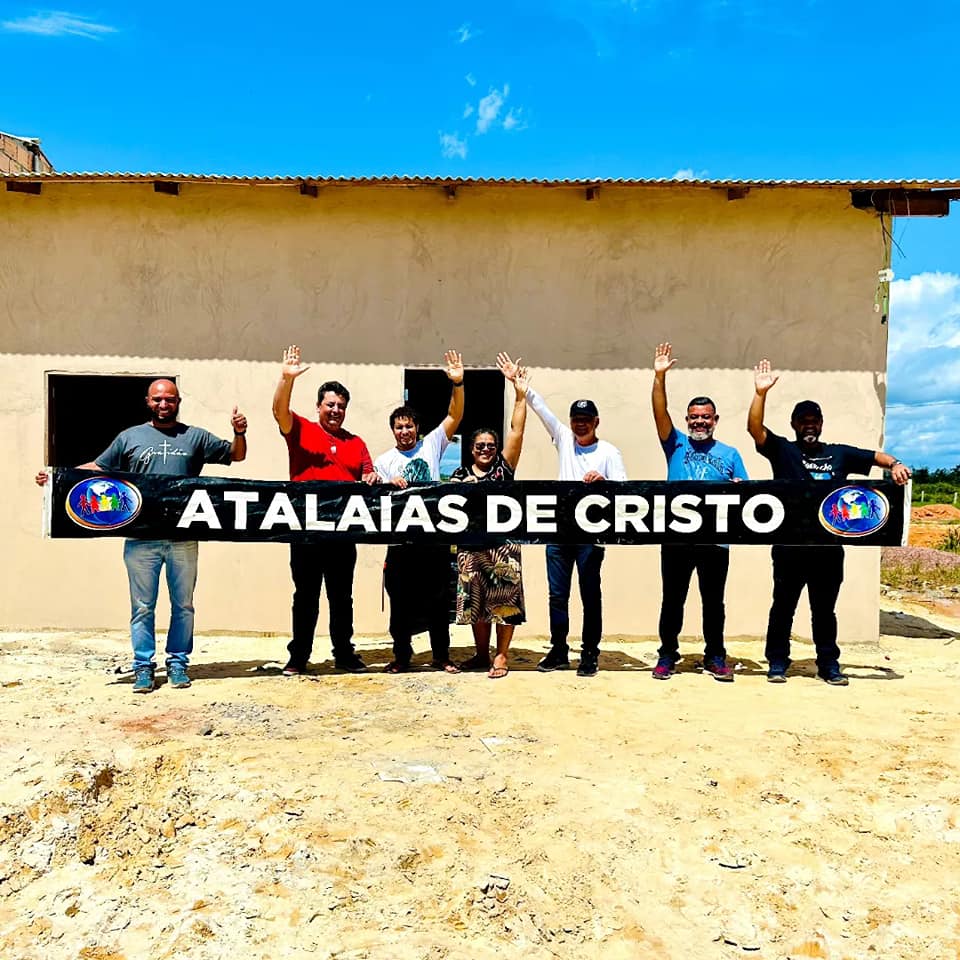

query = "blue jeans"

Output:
[[545, 544, 605, 657], [123, 539, 199, 670]]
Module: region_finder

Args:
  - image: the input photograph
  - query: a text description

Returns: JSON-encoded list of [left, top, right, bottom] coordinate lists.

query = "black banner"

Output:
[[44, 469, 909, 546]]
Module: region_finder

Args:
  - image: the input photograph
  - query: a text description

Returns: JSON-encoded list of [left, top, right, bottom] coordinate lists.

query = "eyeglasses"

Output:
[[473, 442, 497, 451]]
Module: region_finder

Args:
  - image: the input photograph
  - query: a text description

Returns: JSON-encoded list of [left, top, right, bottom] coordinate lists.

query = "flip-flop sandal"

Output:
[[488, 665, 510, 679], [431, 661, 461, 674], [458, 654, 492, 672], [384, 661, 410, 674]]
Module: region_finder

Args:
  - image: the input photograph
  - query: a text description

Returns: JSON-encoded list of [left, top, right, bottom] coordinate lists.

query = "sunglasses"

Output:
[[473, 442, 497, 451]]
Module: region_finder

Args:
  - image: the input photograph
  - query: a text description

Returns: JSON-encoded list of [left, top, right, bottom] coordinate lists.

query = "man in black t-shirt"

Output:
[[747, 359, 911, 685]]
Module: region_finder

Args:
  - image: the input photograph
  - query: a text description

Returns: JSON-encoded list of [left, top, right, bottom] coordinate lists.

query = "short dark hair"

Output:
[[317, 381, 350, 405], [470, 427, 501, 449], [687, 396, 717, 414], [389, 405, 420, 429]]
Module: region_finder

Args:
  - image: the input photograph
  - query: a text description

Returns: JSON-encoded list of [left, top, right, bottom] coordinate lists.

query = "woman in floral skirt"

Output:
[[452, 357, 529, 678]]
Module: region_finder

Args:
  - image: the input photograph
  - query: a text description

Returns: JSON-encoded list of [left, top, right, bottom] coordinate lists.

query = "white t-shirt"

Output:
[[527, 388, 628, 481], [374, 424, 449, 483]]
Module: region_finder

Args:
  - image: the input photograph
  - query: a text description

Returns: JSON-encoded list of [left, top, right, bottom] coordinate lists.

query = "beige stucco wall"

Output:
[[1, 182, 889, 648]]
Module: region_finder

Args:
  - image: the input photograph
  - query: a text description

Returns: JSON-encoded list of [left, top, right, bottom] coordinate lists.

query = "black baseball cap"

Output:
[[570, 399, 599, 418], [791, 400, 823, 420]]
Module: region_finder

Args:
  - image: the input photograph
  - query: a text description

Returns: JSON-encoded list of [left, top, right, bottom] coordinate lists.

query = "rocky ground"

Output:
[[1, 599, 959, 960]]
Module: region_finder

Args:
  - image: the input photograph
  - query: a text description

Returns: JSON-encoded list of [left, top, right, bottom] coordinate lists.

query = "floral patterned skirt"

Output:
[[455, 544, 525, 625]]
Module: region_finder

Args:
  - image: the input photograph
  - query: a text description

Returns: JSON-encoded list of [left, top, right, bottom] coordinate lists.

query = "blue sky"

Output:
[[1, 1, 957, 466]]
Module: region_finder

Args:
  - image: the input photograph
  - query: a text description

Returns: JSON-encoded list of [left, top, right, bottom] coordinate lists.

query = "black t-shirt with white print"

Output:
[[758, 430, 875, 481]]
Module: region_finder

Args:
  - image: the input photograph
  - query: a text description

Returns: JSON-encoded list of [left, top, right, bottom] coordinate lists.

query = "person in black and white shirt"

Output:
[[373, 350, 464, 674], [748, 358, 911, 686]]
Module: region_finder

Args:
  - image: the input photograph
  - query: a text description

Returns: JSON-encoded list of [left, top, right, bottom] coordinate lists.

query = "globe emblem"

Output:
[[819, 485, 889, 538], [65, 477, 142, 531]]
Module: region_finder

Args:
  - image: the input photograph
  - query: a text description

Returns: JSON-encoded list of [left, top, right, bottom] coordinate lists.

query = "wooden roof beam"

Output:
[[851, 188, 958, 217]]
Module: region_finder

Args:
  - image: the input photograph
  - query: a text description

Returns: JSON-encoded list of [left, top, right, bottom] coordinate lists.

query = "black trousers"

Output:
[[288, 542, 357, 666], [384, 543, 452, 664], [765, 545, 844, 668], [657, 544, 730, 661]]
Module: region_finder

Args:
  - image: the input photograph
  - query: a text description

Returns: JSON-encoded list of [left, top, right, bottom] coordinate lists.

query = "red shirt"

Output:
[[284, 413, 373, 482]]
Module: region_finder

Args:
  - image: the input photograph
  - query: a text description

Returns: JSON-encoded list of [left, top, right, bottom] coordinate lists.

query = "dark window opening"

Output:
[[403, 368, 505, 475], [47, 373, 178, 467]]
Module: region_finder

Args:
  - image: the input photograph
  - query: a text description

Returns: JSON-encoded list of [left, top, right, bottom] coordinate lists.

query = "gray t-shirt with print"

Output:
[[94, 422, 232, 476]]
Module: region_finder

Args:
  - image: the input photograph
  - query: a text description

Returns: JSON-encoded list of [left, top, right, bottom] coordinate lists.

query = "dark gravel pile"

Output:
[[882, 546, 960, 570]]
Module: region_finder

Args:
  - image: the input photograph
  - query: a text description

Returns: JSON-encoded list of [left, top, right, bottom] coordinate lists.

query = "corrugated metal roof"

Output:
[[3, 172, 960, 189], [0, 130, 42, 144]]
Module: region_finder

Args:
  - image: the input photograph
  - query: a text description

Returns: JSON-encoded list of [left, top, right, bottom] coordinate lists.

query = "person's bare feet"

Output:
[[488, 654, 509, 679]]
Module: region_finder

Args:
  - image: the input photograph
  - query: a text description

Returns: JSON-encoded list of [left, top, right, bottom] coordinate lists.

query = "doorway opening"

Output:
[[403, 368, 505, 477], [46, 373, 178, 466]]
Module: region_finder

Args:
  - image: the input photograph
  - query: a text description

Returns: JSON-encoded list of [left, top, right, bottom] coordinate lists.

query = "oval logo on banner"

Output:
[[819, 485, 889, 538], [65, 477, 143, 531]]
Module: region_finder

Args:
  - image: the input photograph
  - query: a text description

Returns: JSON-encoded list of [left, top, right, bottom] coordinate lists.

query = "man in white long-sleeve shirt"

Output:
[[498, 353, 627, 677]]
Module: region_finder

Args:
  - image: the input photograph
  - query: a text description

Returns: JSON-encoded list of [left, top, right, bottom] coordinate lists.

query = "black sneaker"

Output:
[[537, 649, 570, 673], [818, 662, 849, 686], [767, 660, 790, 683], [576, 657, 598, 677], [282, 661, 307, 677], [334, 653, 368, 673]]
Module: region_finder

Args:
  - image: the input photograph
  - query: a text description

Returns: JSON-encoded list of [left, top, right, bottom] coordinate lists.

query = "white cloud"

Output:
[[476, 85, 508, 134], [889, 272, 960, 350], [1, 11, 116, 38], [672, 167, 710, 180], [502, 108, 527, 132], [439, 132, 467, 160], [884, 402, 960, 471], [463, 103, 474, 119], [455, 22, 474, 43], [885, 272, 960, 468], [888, 272, 960, 405], [465, 73, 477, 86]]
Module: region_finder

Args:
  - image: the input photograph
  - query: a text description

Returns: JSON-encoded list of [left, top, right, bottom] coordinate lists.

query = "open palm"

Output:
[[282, 344, 310, 379], [753, 358, 779, 394], [654, 342, 677, 374], [444, 349, 464, 382], [497, 351, 521, 382]]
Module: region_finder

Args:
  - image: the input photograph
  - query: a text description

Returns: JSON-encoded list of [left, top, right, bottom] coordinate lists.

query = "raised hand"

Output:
[[231, 405, 247, 435], [654, 342, 677, 375], [444, 349, 464, 384], [753, 358, 779, 395], [513, 364, 531, 399], [497, 351, 521, 382], [281, 344, 310, 380]]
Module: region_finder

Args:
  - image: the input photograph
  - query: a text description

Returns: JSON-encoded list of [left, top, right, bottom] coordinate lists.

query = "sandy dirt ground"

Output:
[[906, 503, 960, 549], [1, 609, 958, 960]]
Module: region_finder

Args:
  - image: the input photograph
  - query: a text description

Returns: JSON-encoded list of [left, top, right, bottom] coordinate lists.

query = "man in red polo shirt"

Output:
[[272, 344, 376, 675]]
